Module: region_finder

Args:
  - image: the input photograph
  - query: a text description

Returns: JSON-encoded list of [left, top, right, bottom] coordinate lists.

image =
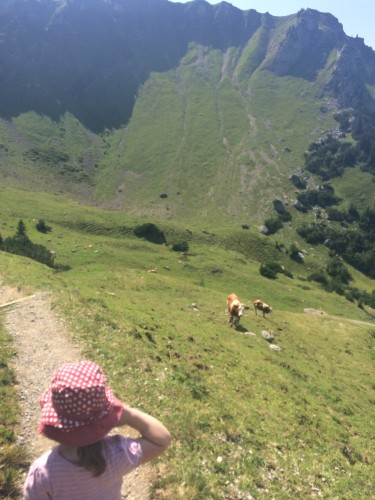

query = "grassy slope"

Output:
[[0, 41, 369, 231], [0, 113, 100, 198], [95, 40, 338, 226], [0, 188, 374, 498]]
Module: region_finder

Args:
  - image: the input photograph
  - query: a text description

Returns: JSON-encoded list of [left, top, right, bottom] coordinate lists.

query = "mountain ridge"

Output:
[[0, 1, 374, 132], [0, 0, 374, 229]]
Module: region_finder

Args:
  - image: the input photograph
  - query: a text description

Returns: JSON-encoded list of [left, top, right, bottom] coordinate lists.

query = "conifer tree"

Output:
[[16, 219, 27, 237]]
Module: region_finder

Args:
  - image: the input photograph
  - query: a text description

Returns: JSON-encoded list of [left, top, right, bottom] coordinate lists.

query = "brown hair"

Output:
[[77, 441, 106, 477]]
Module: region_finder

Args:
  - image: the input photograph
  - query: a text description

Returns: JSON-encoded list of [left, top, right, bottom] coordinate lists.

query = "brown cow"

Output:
[[227, 293, 247, 327], [253, 299, 272, 318]]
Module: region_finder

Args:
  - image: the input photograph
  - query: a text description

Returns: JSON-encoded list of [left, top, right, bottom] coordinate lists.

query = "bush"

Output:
[[324, 277, 345, 295], [260, 261, 283, 279], [297, 188, 340, 208], [307, 271, 328, 285], [304, 135, 358, 179], [289, 174, 307, 189], [134, 223, 166, 244], [36, 219, 52, 234], [279, 211, 292, 222], [0, 220, 55, 268], [326, 256, 352, 284], [264, 217, 283, 235], [172, 241, 189, 252], [297, 223, 326, 244], [346, 287, 362, 301], [344, 290, 355, 302], [326, 208, 344, 222]]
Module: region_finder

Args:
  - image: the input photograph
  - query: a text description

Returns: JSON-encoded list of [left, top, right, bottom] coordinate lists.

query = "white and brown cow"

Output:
[[227, 293, 247, 327], [253, 299, 272, 318]]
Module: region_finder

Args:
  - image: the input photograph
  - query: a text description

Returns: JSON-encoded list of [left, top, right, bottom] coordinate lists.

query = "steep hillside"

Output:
[[0, 188, 374, 498], [0, 1, 374, 227]]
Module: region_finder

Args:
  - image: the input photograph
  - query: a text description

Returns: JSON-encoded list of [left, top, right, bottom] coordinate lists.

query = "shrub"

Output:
[[324, 277, 345, 295], [36, 219, 52, 234], [344, 290, 355, 302], [260, 261, 283, 279], [264, 217, 283, 235], [297, 188, 340, 208], [279, 211, 292, 222], [172, 241, 189, 252], [297, 223, 326, 244], [134, 223, 166, 244], [0, 220, 55, 268], [289, 174, 307, 189], [304, 135, 358, 179], [346, 287, 362, 301], [326, 208, 344, 222], [326, 256, 352, 284], [307, 271, 328, 285]]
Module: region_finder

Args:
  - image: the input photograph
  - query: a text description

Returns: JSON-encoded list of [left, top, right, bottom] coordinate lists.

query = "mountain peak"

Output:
[[0, 0, 373, 131]]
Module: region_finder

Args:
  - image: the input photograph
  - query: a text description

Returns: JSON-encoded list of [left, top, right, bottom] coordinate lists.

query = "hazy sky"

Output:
[[168, 0, 375, 49]]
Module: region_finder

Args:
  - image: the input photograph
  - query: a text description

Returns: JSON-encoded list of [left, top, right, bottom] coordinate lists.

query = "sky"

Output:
[[168, 0, 375, 50]]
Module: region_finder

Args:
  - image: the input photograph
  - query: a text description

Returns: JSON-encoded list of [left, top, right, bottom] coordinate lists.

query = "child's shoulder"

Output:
[[28, 446, 58, 473], [103, 434, 126, 447]]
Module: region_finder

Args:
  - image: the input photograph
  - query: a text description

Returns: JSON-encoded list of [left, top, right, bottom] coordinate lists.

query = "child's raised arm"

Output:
[[119, 406, 172, 464]]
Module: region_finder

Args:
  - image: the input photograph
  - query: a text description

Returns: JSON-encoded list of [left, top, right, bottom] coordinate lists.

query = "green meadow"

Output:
[[0, 187, 374, 498]]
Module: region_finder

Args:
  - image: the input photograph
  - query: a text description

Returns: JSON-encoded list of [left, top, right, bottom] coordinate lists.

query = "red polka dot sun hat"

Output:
[[38, 361, 123, 447]]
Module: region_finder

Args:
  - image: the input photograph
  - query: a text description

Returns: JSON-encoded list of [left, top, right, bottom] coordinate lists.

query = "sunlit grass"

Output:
[[0, 323, 29, 498], [0, 188, 374, 498]]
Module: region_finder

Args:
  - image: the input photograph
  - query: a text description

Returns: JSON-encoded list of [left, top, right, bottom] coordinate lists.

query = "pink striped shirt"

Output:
[[23, 435, 142, 499]]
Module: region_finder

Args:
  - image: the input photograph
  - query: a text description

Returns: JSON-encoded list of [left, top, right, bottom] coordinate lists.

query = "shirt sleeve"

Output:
[[23, 463, 52, 500], [106, 435, 143, 476], [122, 438, 143, 467]]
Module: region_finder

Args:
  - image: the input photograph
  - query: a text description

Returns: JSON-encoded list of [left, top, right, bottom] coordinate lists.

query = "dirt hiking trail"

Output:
[[0, 283, 153, 499]]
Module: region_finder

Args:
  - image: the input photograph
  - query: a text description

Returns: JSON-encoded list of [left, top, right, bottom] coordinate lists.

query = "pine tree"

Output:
[[16, 219, 27, 238]]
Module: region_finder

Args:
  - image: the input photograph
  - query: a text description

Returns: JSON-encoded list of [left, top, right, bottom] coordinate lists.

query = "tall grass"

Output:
[[0, 322, 29, 498]]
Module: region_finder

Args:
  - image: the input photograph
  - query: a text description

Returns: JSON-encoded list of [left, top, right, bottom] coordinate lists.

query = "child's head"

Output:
[[38, 360, 123, 447]]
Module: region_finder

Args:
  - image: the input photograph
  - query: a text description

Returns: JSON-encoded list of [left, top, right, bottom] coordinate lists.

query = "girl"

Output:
[[23, 360, 172, 499]]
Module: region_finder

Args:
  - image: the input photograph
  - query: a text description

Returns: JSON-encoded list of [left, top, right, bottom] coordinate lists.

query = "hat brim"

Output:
[[38, 395, 124, 447]]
